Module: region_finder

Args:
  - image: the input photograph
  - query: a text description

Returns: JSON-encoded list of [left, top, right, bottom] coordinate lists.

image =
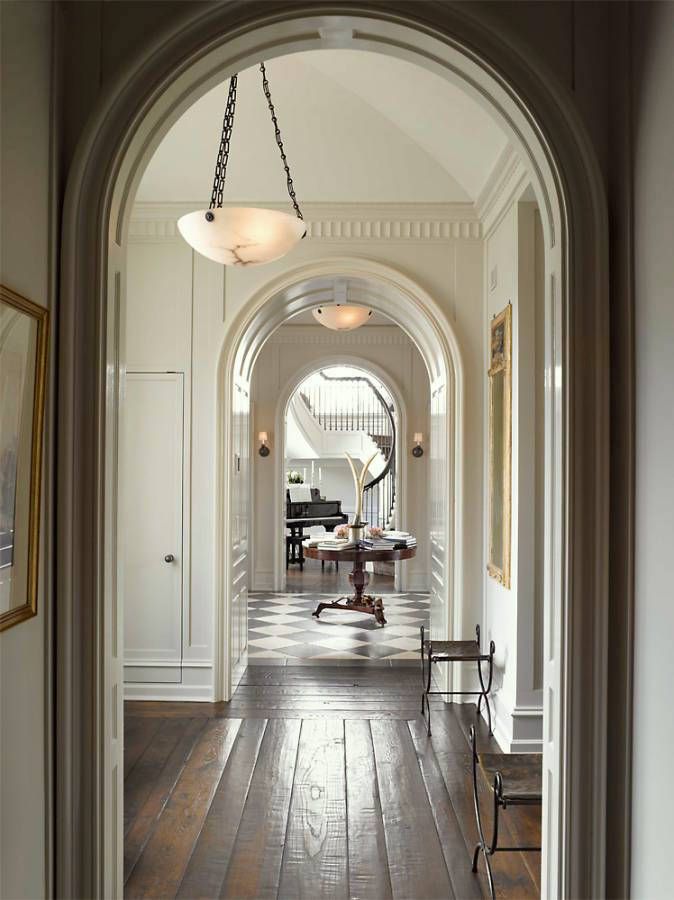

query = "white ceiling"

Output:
[[136, 49, 508, 204]]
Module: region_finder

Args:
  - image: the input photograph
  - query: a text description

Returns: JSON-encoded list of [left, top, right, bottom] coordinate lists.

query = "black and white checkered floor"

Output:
[[247, 591, 430, 664]]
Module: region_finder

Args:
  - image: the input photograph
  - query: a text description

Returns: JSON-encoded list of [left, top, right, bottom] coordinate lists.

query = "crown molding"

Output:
[[476, 145, 530, 237], [128, 201, 482, 242], [269, 324, 411, 345]]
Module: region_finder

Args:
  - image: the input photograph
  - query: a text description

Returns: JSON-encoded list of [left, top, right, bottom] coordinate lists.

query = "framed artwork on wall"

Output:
[[487, 302, 512, 589], [0, 285, 49, 631]]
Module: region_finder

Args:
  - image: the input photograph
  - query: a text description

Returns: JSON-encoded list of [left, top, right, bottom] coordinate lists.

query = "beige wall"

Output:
[[631, 4, 674, 896], [0, 3, 55, 898]]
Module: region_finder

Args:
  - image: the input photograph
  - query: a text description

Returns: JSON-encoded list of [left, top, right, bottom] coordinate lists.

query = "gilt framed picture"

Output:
[[0, 285, 49, 631], [487, 302, 512, 589]]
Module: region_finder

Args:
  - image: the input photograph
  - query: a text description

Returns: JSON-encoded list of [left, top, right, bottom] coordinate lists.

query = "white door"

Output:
[[230, 380, 249, 689], [123, 372, 184, 683]]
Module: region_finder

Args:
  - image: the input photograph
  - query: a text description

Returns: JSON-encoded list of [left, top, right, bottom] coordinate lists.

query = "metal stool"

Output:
[[469, 725, 542, 899], [420, 624, 495, 736]]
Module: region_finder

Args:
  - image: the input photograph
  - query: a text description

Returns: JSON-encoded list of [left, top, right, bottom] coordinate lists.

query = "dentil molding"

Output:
[[269, 324, 411, 345], [129, 201, 482, 242]]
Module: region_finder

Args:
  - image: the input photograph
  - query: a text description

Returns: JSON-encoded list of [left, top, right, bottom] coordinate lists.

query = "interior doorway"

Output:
[[282, 363, 400, 594], [246, 348, 430, 665], [223, 264, 461, 687], [58, 8, 611, 898]]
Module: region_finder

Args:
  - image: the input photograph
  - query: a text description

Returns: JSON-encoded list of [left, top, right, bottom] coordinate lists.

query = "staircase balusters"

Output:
[[296, 371, 397, 528]]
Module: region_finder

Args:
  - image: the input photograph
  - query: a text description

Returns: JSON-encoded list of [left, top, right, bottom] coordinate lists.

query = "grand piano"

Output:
[[285, 487, 348, 570]]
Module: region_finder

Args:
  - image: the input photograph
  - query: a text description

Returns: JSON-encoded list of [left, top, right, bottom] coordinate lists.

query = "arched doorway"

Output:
[[58, 7, 609, 898], [215, 261, 462, 697], [274, 355, 407, 594]]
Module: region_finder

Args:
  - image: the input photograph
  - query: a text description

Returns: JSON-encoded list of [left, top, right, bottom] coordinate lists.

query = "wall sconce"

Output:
[[258, 432, 270, 457], [412, 433, 424, 457]]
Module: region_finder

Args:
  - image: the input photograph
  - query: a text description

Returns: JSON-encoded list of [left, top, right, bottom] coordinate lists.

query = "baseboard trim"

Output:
[[489, 698, 544, 752], [252, 573, 275, 591], [124, 682, 214, 701], [405, 573, 431, 591]]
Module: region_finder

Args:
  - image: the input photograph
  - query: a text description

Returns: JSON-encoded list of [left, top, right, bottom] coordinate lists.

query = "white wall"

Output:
[[0, 3, 54, 897], [631, 4, 674, 896], [482, 177, 544, 751], [124, 239, 226, 698], [251, 325, 429, 589]]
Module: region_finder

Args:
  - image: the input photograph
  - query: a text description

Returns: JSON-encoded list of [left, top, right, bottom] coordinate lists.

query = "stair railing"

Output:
[[299, 372, 396, 529]]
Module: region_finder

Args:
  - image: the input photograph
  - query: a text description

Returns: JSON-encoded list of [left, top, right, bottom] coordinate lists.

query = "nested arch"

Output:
[[216, 259, 463, 680], [272, 352, 409, 592]]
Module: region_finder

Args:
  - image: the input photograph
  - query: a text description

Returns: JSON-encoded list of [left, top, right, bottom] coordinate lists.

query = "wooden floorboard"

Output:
[[371, 718, 455, 899], [344, 720, 392, 900], [125, 719, 241, 898], [124, 667, 540, 900], [176, 718, 268, 900], [219, 718, 301, 900], [124, 718, 207, 881], [408, 717, 482, 899], [278, 719, 348, 900]]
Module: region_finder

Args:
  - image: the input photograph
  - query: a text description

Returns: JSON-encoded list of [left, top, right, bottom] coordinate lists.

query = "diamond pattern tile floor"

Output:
[[247, 591, 430, 664]]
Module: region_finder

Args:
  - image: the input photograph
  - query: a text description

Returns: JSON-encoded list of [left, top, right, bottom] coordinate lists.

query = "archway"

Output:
[[215, 261, 461, 696], [273, 354, 408, 595], [58, 7, 609, 898]]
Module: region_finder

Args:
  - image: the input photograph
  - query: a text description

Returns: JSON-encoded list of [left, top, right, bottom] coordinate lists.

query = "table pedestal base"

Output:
[[311, 561, 387, 625]]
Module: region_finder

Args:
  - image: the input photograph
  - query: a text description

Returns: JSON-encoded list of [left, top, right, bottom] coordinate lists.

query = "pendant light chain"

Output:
[[260, 62, 304, 222], [207, 64, 304, 223], [209, 74, 238, 211]]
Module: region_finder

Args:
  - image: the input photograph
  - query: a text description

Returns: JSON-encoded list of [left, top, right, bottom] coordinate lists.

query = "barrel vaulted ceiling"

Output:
[[136, 49, 509, 204]]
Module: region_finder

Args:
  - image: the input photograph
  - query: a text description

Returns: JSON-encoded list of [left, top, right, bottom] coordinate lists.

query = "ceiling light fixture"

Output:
[[178, 64, 306, 267], [312, 305, 373, 331]]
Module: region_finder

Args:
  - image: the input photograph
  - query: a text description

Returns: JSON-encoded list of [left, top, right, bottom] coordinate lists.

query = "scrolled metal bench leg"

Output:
[[420, 625, 426, 715], [477, 638, 496, 736], [425, 639, 433, 736], [470, 726, 497, 900]]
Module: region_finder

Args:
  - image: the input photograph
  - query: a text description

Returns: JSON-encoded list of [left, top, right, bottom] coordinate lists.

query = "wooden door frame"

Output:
[[57, 5, 610, 898]]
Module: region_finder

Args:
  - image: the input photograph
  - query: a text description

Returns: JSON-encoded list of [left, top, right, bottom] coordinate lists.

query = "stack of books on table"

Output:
[[361, 530, 417, 550], [312, 538, 356, 551]]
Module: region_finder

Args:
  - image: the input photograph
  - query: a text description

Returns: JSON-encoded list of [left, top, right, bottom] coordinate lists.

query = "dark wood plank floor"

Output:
[[124, 666, 540, 899]]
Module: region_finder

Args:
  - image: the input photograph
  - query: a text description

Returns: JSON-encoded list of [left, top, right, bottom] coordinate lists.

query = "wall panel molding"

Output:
[[129, 201, 482, 243], [269, 325, 411, 345]]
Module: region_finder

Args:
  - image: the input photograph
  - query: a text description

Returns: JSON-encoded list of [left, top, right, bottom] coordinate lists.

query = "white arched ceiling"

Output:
[[136, 49, 508, 203]]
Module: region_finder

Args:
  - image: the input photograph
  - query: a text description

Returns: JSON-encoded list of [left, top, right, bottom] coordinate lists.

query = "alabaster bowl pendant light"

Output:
[[178, 64, 306, 267], [312, 305, 373, 331]]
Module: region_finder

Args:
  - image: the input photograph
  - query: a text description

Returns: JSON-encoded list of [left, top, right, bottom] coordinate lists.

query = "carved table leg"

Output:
[[349, 561, 369, 603]]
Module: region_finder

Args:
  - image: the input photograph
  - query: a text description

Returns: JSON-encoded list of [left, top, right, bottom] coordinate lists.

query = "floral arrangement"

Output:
[[286, 470, 304, 484], [367, 525, 383, 539], [334, 523, 349, 539]]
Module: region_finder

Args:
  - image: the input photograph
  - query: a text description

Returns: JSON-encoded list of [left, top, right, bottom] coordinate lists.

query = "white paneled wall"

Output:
[[123, 200, 506, 701], [482, 187, 545, 750], [124, 240, 225, 698]]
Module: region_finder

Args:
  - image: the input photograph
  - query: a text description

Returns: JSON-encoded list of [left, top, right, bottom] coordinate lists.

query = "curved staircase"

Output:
[[299, 371, 397, 530]]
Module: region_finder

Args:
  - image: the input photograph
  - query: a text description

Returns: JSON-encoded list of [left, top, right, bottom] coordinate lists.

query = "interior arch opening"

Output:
[[64, 10, 609, 894]]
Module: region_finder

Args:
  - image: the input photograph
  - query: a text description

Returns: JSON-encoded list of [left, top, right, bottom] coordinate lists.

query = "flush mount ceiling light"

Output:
[[312, 305, 373, 331], [178, 64, 306, 267]]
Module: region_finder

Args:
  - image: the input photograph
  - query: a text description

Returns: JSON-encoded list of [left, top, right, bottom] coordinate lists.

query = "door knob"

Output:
[[164, 554, 175, 563]]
